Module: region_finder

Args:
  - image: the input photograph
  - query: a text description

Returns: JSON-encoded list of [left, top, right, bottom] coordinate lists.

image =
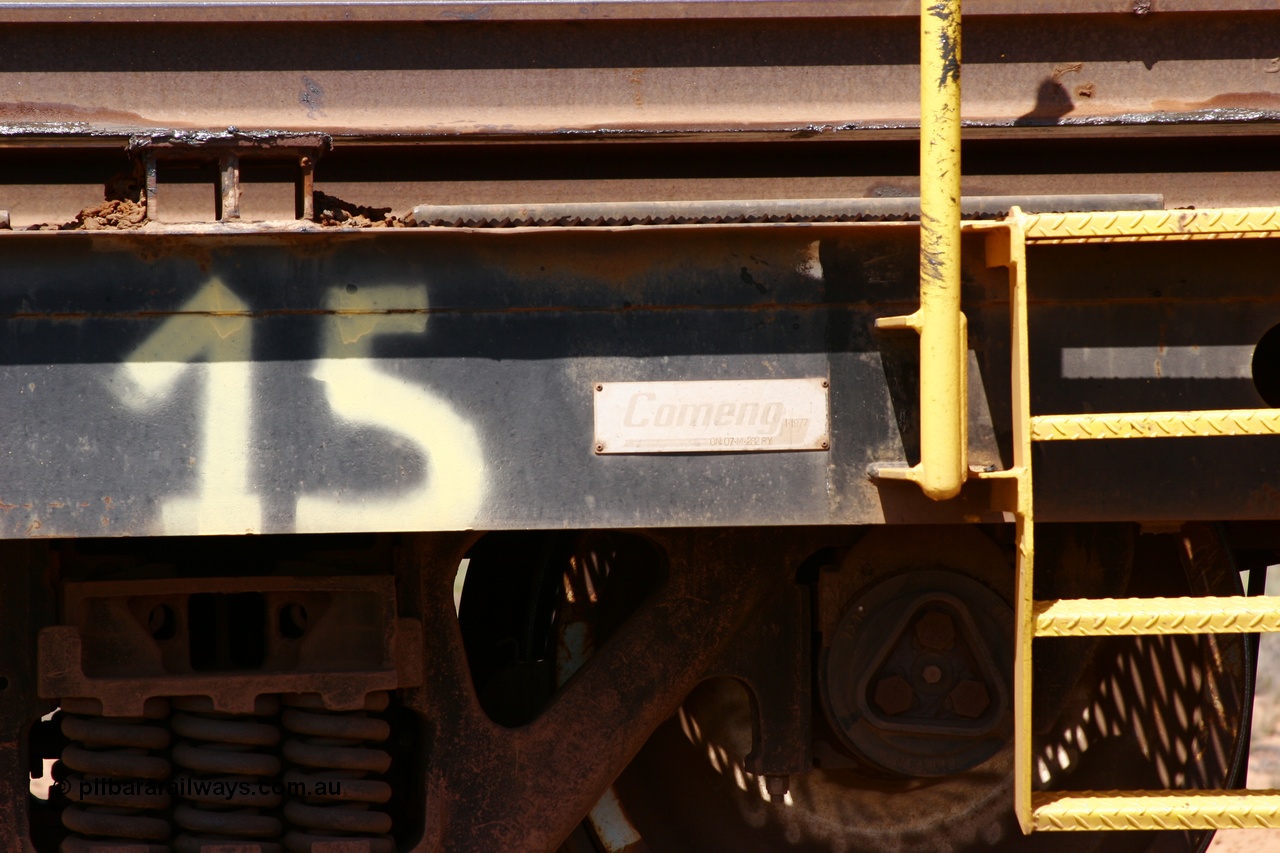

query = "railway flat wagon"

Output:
[[4, 2, 1280, 851]]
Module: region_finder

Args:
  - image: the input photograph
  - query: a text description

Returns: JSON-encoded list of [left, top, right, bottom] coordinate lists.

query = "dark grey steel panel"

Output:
[[1, 225, 1277, 538], [0, 226, 943, 537]]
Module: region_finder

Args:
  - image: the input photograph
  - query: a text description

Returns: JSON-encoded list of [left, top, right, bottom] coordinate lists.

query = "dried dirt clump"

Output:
[[73, 199, 148, 230], [26, 199, 148, 232], [314, 192, 407, 228]]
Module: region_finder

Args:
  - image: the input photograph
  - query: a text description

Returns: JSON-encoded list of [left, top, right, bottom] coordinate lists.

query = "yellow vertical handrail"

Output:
[[1003, 213, 1035, 835], [877, 0, 968, 500], [975, 212, 1033, 833]]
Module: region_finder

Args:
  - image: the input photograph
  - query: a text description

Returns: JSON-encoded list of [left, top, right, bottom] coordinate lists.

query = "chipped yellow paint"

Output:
[[874, 0, 967, 501]]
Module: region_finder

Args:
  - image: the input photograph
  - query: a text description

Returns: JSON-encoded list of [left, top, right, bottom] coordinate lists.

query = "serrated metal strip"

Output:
[[405, 194, 1164, 229], [1034, 596, 1280, 637], [1033, 792, 1280, 831], [1030, 409, 1280, 441], [1024, 208, 1280, 243]]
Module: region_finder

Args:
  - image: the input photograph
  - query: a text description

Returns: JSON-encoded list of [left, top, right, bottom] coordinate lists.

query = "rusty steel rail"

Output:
[[5, 7, 1280, 144], [0, 1, 1272, 23]]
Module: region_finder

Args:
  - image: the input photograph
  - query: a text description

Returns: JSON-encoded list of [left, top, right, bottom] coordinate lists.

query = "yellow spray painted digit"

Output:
[[295, 285, 486, 532], [116, 279, 484, 535], [117, 277, 262, 535]]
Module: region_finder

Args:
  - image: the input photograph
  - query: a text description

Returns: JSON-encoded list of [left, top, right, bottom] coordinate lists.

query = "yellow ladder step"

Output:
[[1024, 208, 1280, 243], [1030, 409, 1280, 441], [984, 215, 1280, 834], [1033, 791, 1280, 831], [1035, 596, 1280, 637]]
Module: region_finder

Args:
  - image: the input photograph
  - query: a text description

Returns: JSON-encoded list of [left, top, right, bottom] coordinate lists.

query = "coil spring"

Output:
[[56, 696, 172, 853], [170, 695, 283, 853], [280, 691, 394, 853]]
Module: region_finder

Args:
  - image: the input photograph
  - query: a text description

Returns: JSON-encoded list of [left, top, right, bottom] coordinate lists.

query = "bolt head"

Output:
[[873, 675, 914, 716], [948, 679, 991, 719], [915, 610, 956, 650], [765, 774, 790, 797]]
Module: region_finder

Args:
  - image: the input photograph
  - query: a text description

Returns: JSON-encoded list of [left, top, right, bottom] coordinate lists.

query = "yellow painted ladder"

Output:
[[977, 210, 1280, 832], [887, 0, 1280, 834]]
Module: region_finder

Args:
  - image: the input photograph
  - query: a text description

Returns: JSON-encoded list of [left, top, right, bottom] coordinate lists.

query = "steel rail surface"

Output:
[[1, 0, 1274, 23]]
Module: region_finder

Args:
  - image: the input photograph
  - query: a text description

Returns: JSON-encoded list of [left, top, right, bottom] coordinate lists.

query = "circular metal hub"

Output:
[[820, 569, 1014, 778]]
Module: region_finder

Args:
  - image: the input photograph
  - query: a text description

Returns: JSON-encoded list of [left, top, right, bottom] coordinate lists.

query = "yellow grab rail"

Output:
[[877, 0, 968, 500]]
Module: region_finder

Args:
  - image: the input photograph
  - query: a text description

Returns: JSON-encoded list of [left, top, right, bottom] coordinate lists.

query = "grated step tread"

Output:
[[1030, 409, 1280, 441], [1035, 595, 1280, 637], [1033, 791, 1280, 831], [1024, 208, 1280, 243]]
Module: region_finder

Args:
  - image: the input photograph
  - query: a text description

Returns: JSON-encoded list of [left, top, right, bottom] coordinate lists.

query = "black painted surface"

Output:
[[0, 225, 1275, 537]]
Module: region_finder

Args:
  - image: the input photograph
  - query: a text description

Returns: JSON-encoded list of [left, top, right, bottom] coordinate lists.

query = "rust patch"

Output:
[[1248, 482, 1280, 515], [1153, 92, 1280, 112], [0, 100, 151, 127], [628, 67, 646, 108], [65, 199, 146, 232], [39, 575, 419, 716], [1052, 63, 1083, 82], [101, 234, 219, 271], [314, 192, 406, 228]]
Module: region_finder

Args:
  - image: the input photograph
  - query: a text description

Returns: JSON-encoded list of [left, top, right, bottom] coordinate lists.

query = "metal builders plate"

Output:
[[593, 379, 830, 454]]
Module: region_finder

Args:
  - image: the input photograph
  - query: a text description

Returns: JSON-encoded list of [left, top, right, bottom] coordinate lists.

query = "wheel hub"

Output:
[[820, 569, 1014, 777]]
